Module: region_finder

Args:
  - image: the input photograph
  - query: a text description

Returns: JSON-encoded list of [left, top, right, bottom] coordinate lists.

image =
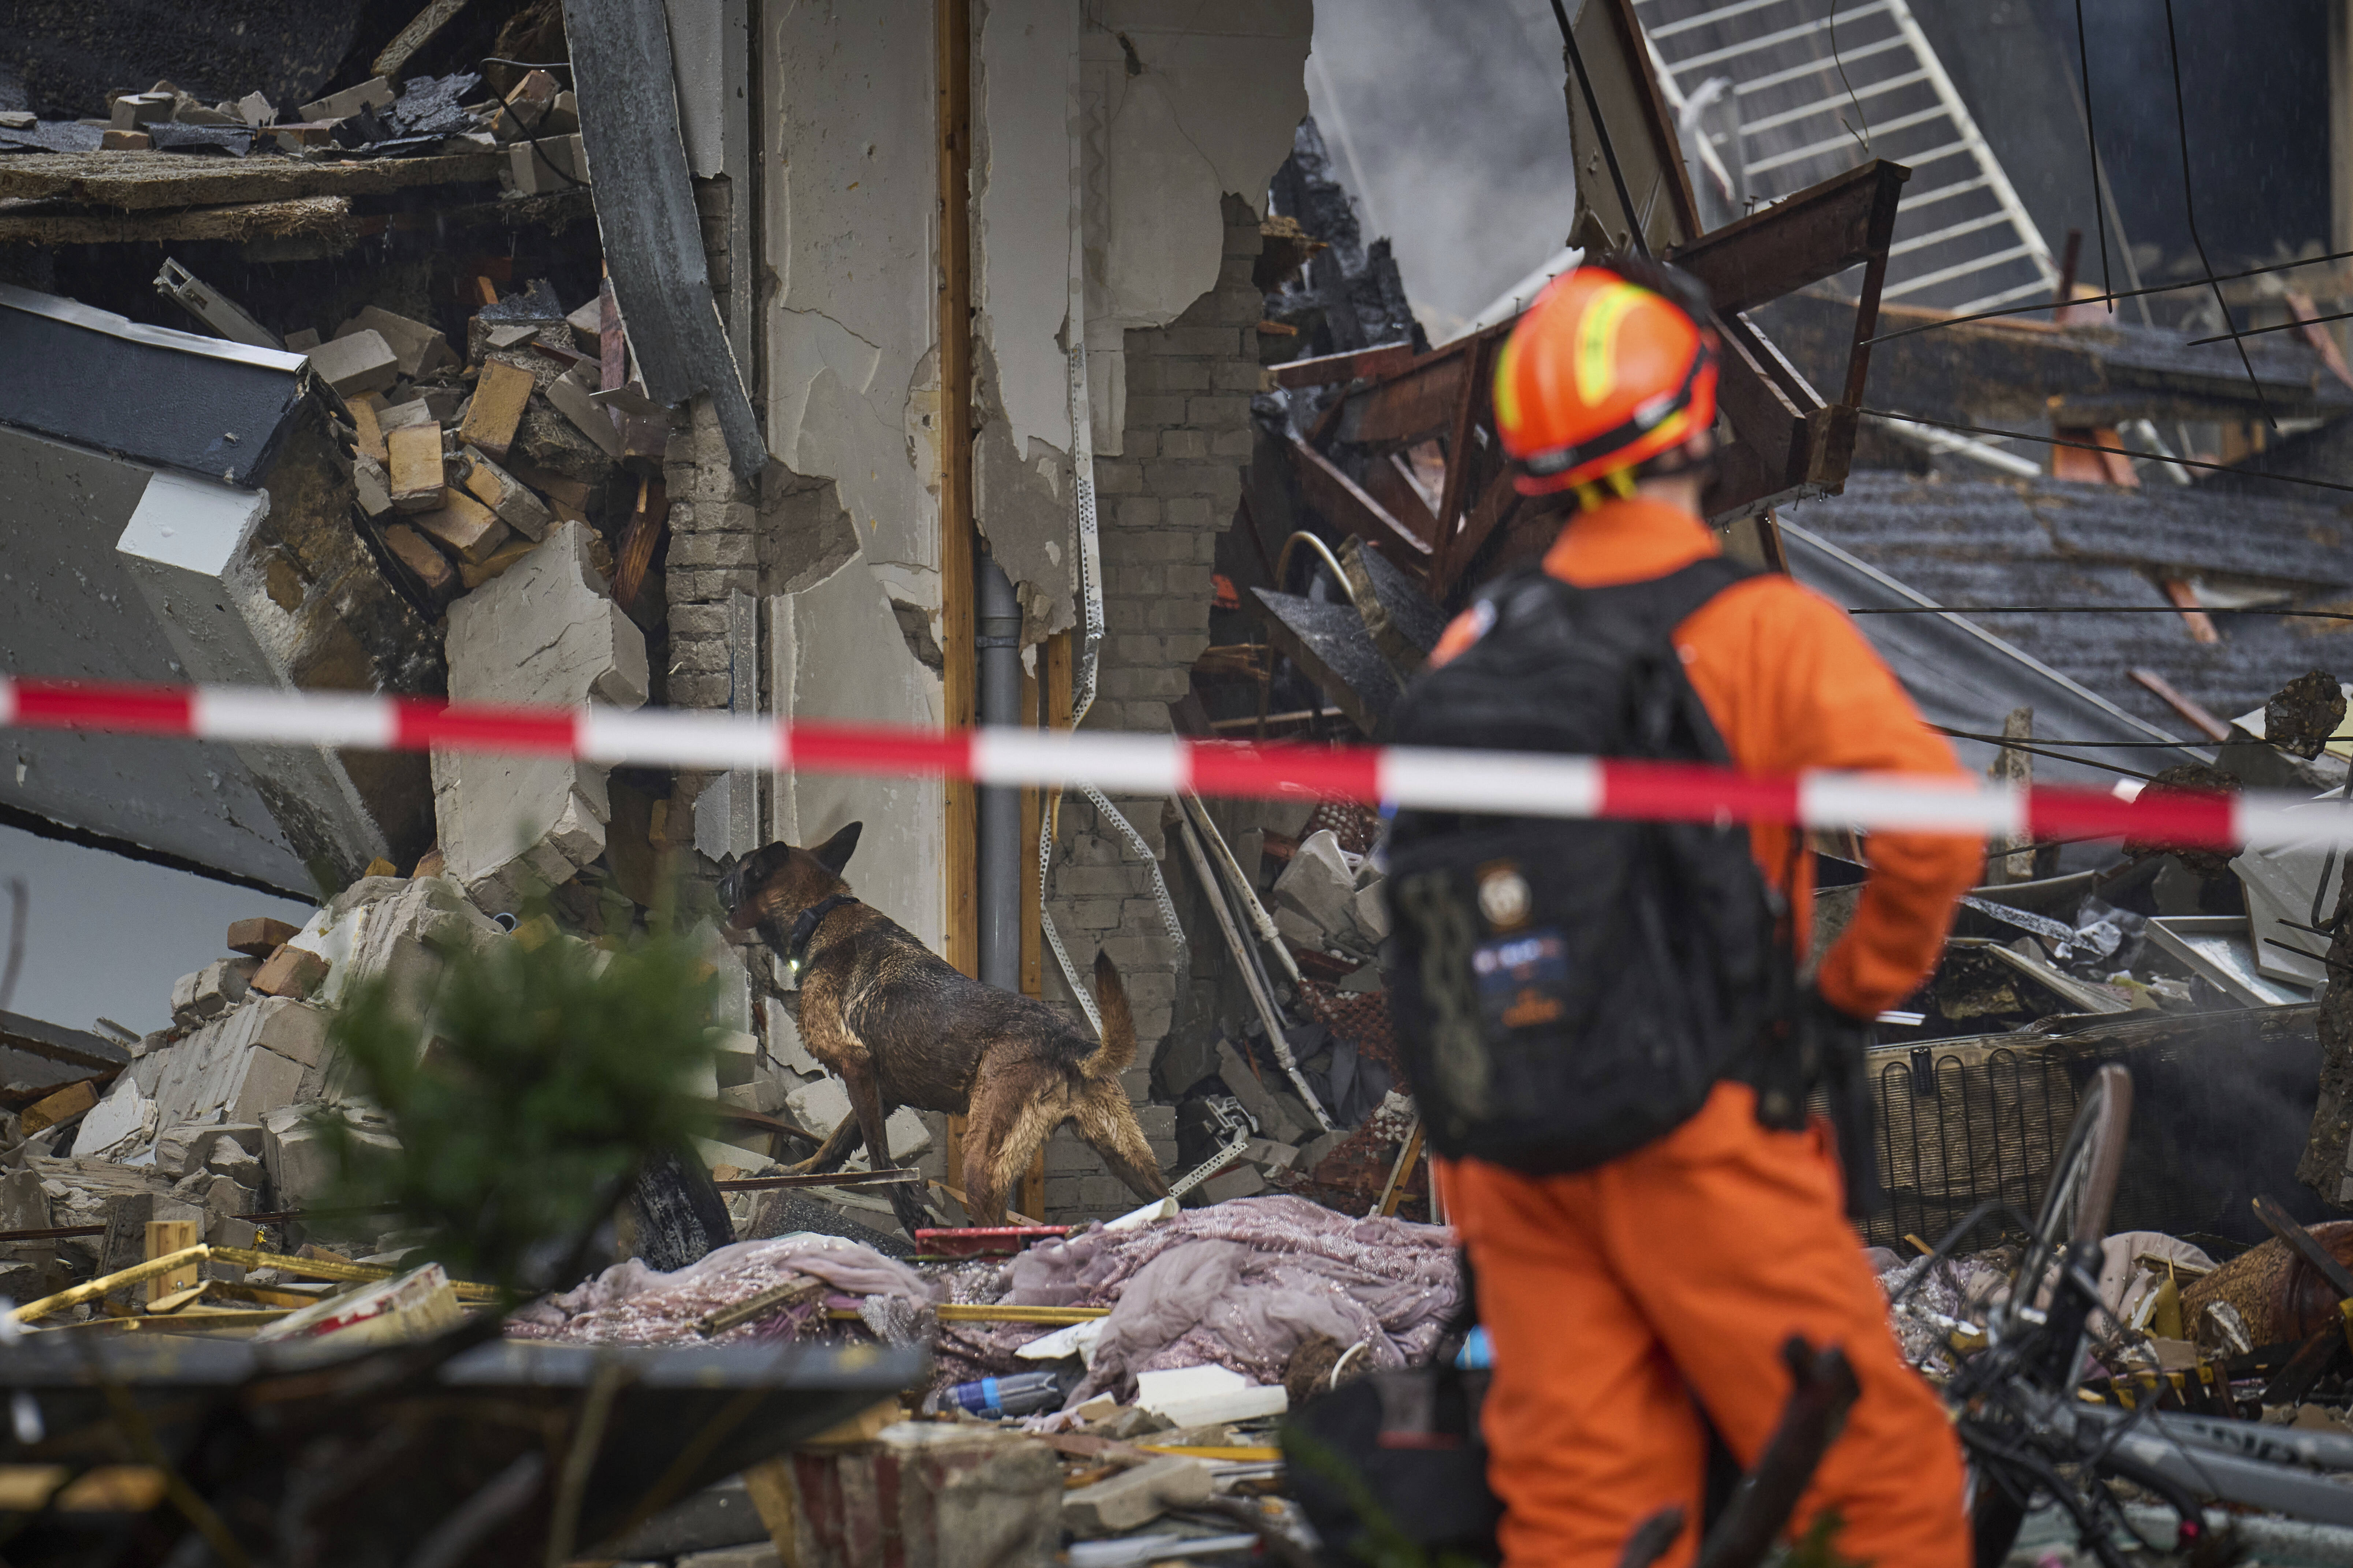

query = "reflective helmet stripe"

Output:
[[1572, 280, 1650, 408]]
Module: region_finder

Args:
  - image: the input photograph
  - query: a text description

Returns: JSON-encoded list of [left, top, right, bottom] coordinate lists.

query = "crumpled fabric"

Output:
[[1877, 1251, 2011, 1378], [506, 1234, 936, 1345], [967, 1195, 1458, 1406]]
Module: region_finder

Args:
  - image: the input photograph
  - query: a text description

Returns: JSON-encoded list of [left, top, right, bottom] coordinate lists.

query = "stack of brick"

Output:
[[1034, 196, 1270, 1224], [663, 397, 761, 828]]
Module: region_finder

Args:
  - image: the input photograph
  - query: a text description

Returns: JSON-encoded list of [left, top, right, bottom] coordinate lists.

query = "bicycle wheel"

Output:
[[2010, 1063, 2134, 1330], [1969, 1063, 2134, 1568]]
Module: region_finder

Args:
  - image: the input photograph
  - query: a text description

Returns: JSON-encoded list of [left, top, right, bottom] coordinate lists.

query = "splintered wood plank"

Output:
[[0, 195, 355, 249], [0, 149, 505, 210], [458, 359, 534, 461]]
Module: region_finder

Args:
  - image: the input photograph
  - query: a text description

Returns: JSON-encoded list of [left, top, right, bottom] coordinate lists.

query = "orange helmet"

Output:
[[1493, 263, 1719, 500]]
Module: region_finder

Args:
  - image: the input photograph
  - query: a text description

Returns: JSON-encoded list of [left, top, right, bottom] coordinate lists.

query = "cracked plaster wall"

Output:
[[752, 0, 1307, 1091]]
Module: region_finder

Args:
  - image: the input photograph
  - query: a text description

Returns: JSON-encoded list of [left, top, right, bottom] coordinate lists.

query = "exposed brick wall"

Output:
[[1035, 194, 1266, 1224]]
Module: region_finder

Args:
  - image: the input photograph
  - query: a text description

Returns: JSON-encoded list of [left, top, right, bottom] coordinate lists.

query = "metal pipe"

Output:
[[976, 551, 1023, 990], [1180, 791, 1304, 988], [1173, 815, 1336, 1131]]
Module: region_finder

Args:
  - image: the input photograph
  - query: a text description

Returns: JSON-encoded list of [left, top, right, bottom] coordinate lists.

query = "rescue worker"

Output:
[[1430, 260, 1981, 1568]]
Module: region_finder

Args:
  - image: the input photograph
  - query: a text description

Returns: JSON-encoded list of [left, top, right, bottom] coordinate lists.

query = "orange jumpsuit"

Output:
[[1429, 497, 1981, 1568]]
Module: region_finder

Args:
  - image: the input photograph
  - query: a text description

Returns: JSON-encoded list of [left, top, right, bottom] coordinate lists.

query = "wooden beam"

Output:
[[1270, 341, 1417, 389], [373, 0, 472, 80], [938, 0, 977, 982], [1429, 333, 1499, 592], [0, 149, 504, 209], [1288, 436, 1430, 565], [1665, 160, 1910, 316]]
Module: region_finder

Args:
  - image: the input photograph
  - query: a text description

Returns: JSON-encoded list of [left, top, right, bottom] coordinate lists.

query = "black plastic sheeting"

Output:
[[0, 286, 303, 486], [561, 0, 763, 484]]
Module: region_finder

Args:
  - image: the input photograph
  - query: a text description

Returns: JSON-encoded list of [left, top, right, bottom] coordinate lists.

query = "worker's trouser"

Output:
[[1443, 1081, 1969, 1568]]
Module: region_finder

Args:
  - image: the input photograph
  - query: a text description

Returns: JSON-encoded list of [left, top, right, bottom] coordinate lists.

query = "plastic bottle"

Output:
[[928, 1367, 1072, 1420]]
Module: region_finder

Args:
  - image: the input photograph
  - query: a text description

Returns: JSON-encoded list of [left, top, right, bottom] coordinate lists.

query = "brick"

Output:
[[1225, 223, 1264, 256], [1098, 668, 1188, 701], [1115, 496, 1163, 529], [458, 360, 534, 461], [1062, 897, 1124, 927], [1211, 361, 1265, 393], [1093, 462, 1143, 494], [670, 604, 730, 637], [1124, 394, 1189, 428], [1218, 253, 1259, 288], [506, 132, 589, 194], [1043, 1176, 1087, 1207], [1077, 1175, 1128, 1209], [1054, 865, 1144, 900], [670, 673, 731, 706], [101, 129, 152, 150], [226, 918, 299, 958], [666, 531, 757, 568], [411, 488, 510, 565], [309, 330, 398, 399], [1046, 1138, 1100, 1175], [1136, 1104, 1178, 1138], [1211, 427, 1255, 458], [1147, 599, 1207, 631], [385, 422, 444, 512], [456, 448, 553, 541], [348, 395, 388, 464], [1164, 496, 1217, 530], [250, 944, 330, 1000], [1159, 326, 1240, 357], [1180, 286, 1264, 329], [669, 566, 757, 601], [1185, 395, 1254, 429], [1157, 429, 1208, 460], [383, 524, 455, 592], [669, 637, 733, 674]]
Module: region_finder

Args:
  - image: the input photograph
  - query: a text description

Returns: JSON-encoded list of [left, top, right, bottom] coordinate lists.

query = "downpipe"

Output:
[[976, 550, 1023, 992]]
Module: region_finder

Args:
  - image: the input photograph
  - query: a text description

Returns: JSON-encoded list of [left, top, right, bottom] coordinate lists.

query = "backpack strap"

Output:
[[1580, 555, 1759, 638]]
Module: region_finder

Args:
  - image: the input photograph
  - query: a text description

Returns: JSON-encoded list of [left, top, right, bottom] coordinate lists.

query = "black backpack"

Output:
[[1381, 559, 1790, 1173]]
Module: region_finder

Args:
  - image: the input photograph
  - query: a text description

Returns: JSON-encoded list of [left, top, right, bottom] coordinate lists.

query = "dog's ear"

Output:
[[811, 821, 863, 878]]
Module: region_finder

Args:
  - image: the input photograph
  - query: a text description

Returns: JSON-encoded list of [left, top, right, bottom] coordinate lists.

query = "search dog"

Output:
[[721, 823, 1170, 1235]]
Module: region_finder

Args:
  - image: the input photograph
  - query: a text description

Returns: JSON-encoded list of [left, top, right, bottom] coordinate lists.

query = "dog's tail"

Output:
[[1090, 949, 1138, 1078]]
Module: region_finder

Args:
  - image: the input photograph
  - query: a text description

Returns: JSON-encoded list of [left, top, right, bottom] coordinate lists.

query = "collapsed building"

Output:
[[10, 0, 2353, 1560]]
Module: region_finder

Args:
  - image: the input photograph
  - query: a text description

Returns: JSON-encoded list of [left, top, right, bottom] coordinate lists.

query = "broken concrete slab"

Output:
[[340, 306, 458, 379], [546, 374, 623, 457], [298, 78, 396, 125], [309, 329, 399, 398], [263, 1102, 399, 1212], [1061, 1454, 1213, 1538], [171, 957, 258, 1028], [133, 997, 330, 1147], [1351, 880, 1389, 942], [432, 523, 648, 912], [1273, 829, 1356, 937], [77, 1074, 154, 1160]]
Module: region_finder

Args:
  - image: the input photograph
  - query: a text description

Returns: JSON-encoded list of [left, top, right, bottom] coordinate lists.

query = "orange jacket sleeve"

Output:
[[1683, 579, 1982, 1020]]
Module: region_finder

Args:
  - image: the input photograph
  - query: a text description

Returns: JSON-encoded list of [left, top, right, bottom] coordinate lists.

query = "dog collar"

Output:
[[782, 893, 859, 979]]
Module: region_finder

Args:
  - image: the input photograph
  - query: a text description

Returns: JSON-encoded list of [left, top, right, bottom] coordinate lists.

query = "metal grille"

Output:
[[1860, 1022, 2305, 1252], [1637, 0, 2058, 315]]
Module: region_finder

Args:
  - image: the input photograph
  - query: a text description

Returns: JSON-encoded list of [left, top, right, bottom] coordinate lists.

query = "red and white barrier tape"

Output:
[[0, 674, 2335, 851]]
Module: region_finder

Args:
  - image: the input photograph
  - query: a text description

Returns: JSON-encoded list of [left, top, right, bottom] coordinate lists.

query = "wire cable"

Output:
[[1859, 411, 2353, 496], [2072, 0, 2112, 308], [1850, 602, 2353, 624], [1548, 0, 1650, 257], [1859, 246, 2353, 346], [2187, 306, 2353, 346], [2161, 0, 2274, 430], [1829, 0, 1870, 152]]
